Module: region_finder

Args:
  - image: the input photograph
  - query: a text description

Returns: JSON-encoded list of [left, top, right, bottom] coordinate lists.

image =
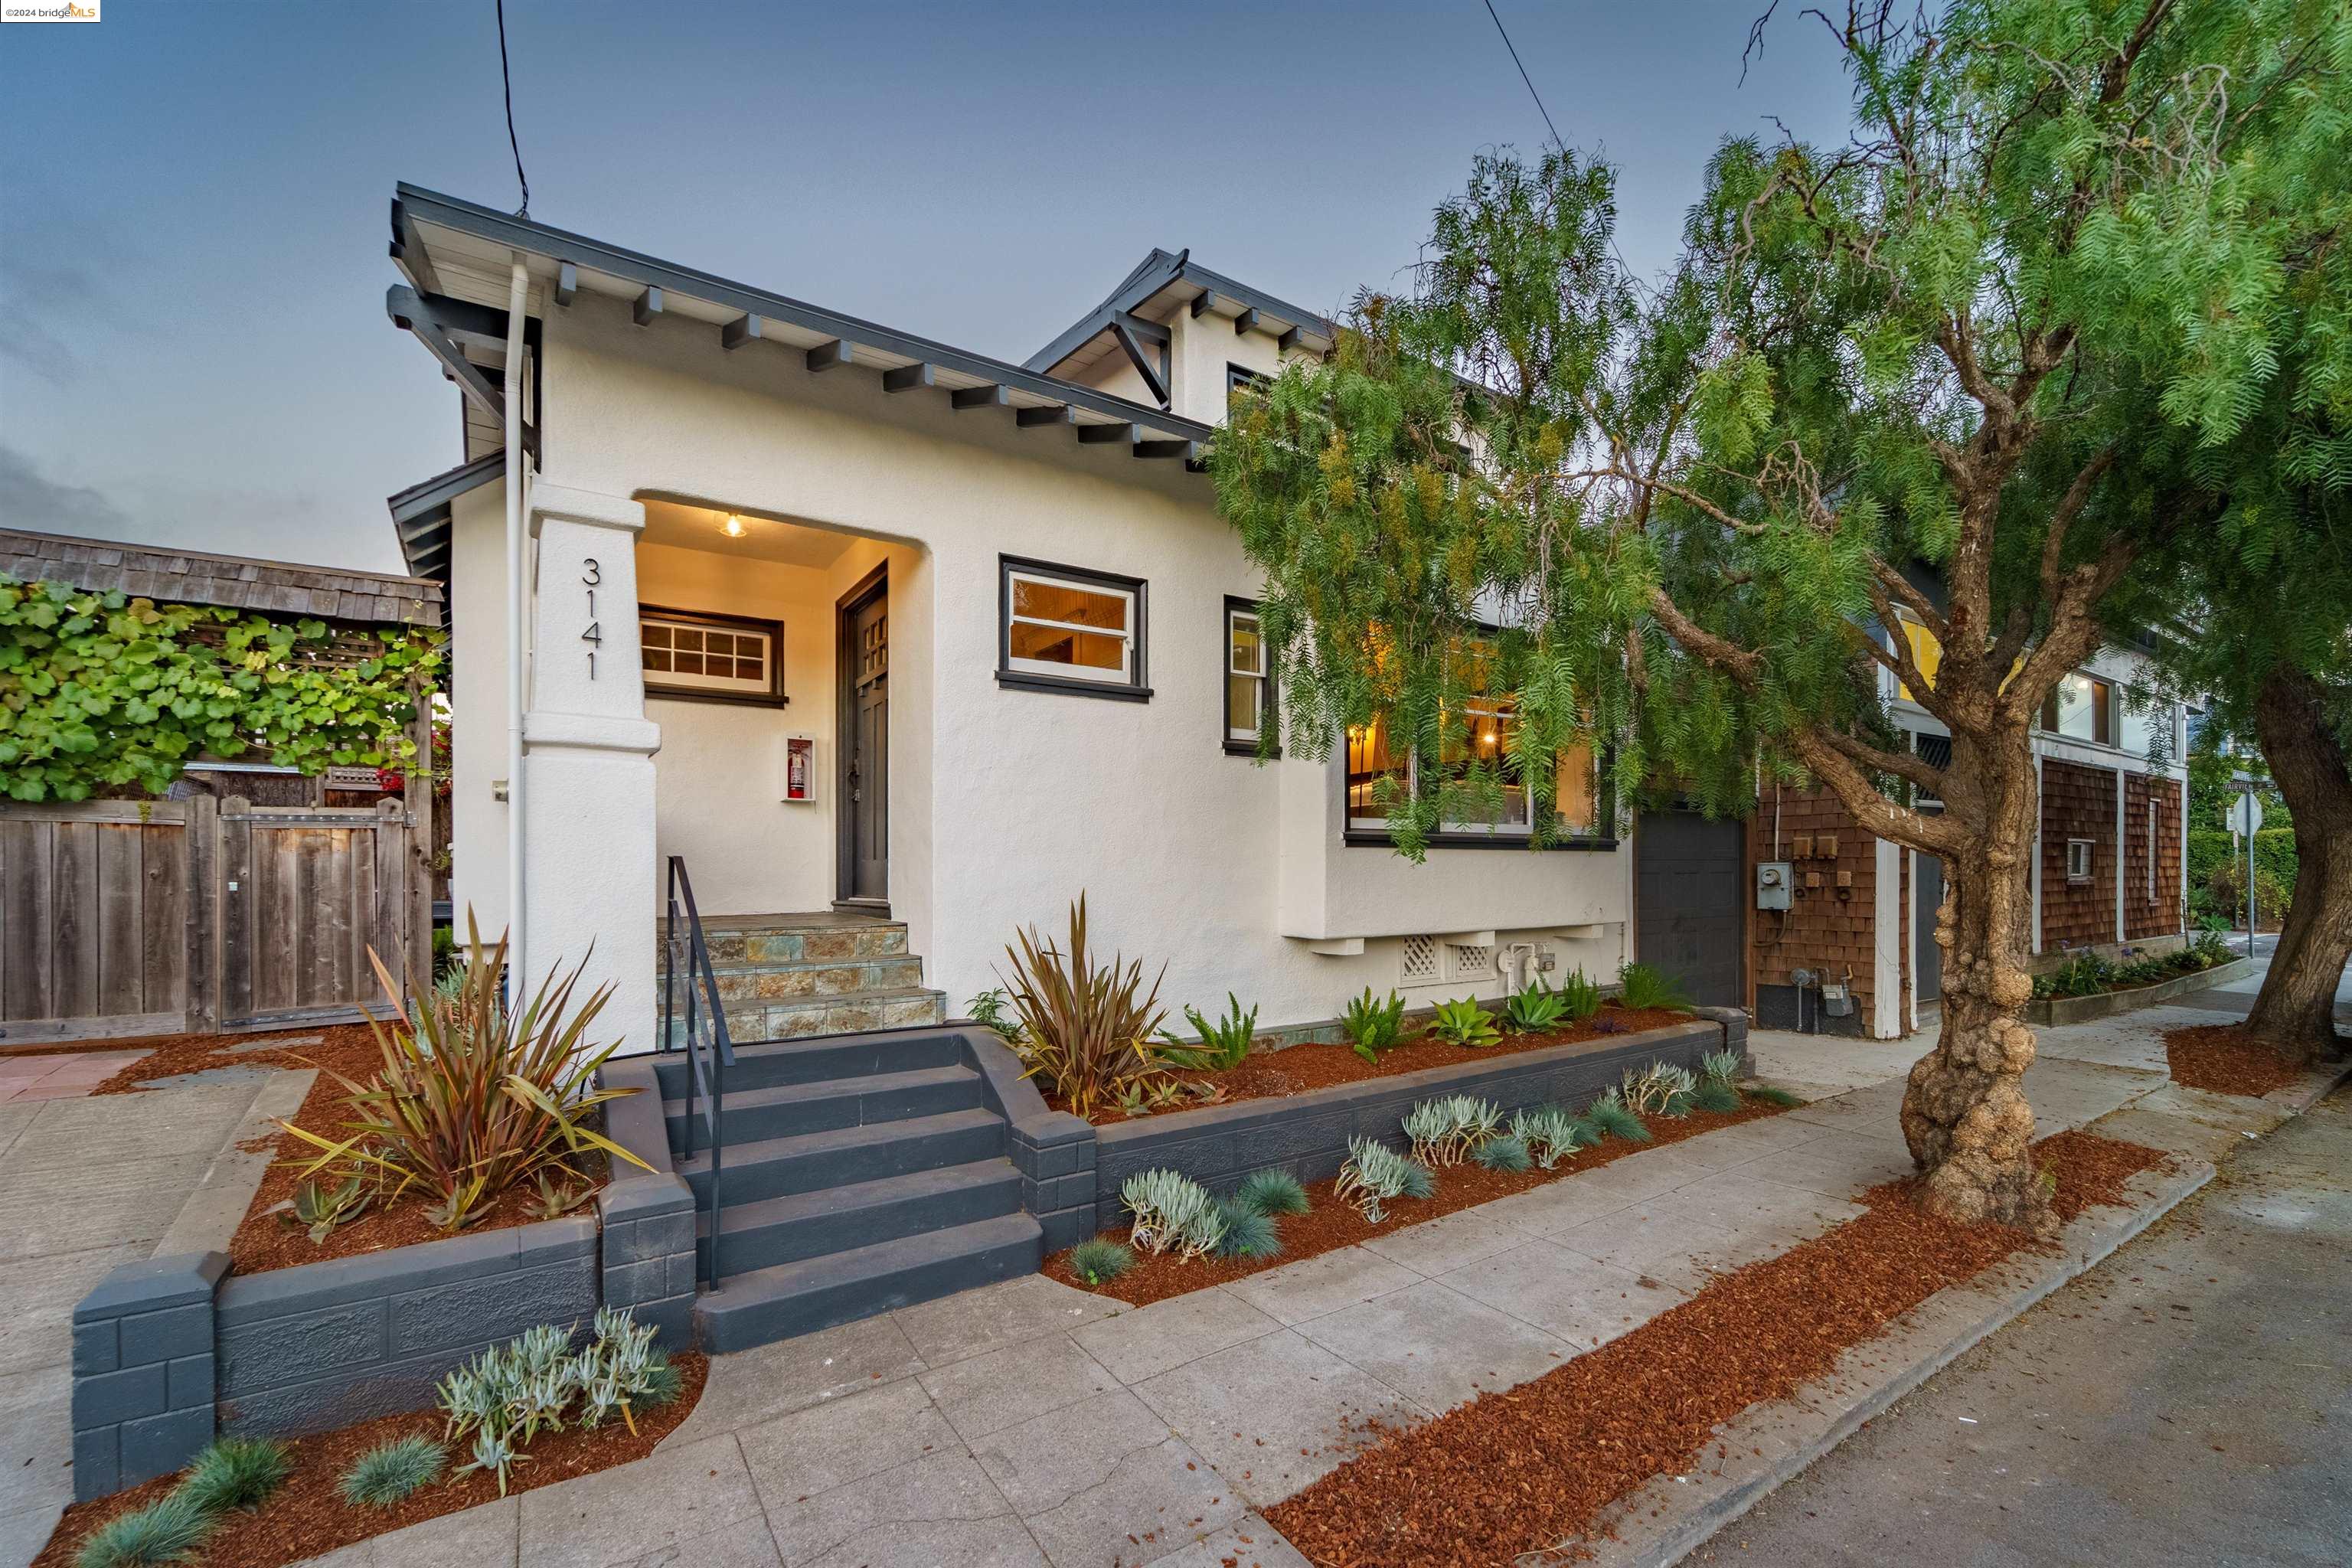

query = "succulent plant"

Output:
[[1508, 1104, 1585, 1168], [1120, 1168, 1226, 1259], [1334, 1138, 1435, 1223]]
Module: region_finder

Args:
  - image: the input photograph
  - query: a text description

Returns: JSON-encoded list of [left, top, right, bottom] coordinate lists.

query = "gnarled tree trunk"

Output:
[[1899, 726, 2053, 1232], [2242, 666, 2352, 1064]]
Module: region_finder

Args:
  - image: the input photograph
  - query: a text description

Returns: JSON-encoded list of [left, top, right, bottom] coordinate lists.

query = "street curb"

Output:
[[1573, 1155, 2216, 1568]]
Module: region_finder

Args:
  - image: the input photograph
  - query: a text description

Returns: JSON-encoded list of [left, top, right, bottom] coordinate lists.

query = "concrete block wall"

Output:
[[1092, 1015, 1737, 1212], [212, 1215, 599, 1441], [961, 1027, 1098, 1252], [598, 1174, 698, 1345], [71, 1252, 229, 1499]]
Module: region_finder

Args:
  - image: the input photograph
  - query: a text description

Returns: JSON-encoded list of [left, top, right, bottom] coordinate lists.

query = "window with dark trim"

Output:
[[1223, 597, 1277, 756], [1227, 364, 1268, 404], [1341, 711, 1612, 849], [639, 604, 786, 706], [2041, 672, 2113, 745], [995, 556, 1150, 701]]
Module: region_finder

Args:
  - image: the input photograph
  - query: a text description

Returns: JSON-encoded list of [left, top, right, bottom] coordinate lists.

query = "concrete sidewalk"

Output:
[[302, 1013, 2252, 1568]]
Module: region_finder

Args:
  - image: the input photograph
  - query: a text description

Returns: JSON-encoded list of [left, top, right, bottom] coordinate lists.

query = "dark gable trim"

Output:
[[394, 185, 1211, 449], [995, 554, 1151, 703], [1221, 595, 1279, 759]]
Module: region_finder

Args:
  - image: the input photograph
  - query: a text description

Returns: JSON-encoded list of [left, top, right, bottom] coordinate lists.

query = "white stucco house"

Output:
[[381, 186, 1637, 1057]]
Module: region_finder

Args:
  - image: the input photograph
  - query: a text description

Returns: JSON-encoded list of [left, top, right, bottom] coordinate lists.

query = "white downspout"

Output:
[[503, 259, 529, 989]]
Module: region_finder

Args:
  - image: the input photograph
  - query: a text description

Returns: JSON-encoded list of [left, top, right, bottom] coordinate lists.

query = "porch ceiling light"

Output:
[[721, 512, 746, 538]]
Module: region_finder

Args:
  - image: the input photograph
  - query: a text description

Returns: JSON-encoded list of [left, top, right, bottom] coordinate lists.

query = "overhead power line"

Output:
[[1481, 0, 1564, 151], [497, 0, 531, 217]]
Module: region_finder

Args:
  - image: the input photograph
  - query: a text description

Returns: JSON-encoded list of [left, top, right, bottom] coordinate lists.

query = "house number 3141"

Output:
[[581, 557, 602, 678]]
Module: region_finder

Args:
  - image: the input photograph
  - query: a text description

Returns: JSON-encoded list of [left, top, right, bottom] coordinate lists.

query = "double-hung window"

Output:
[[1224, 597, 1275, 753], [996, 557, 1149, 701]]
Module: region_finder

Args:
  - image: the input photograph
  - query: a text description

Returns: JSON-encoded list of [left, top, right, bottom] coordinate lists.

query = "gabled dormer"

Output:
[[1025, 249, 1338, 426]]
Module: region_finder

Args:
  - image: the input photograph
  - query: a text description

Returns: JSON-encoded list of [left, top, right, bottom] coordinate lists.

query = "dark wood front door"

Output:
[[837, 570, 889, 907]]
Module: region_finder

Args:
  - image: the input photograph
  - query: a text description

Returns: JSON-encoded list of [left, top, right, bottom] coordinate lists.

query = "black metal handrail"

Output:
[[662, 856, 737, 1289]]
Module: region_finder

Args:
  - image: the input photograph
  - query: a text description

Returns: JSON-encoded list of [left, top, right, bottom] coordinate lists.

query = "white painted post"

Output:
[[521, 484, 663, 1057], [1873, 834, 1902, 1038], [2030, 754, 2045, 953]]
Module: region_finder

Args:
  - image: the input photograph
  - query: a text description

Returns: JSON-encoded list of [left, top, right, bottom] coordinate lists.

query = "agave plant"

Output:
[[1341, 987, 1408, 1063], [999, 894, 1170, 1120], [283, 913, 650, 1234], [282, 1173, 371, 1244], [1426, 996, 1501, 1048], [1502, 978, 1568, 1033]]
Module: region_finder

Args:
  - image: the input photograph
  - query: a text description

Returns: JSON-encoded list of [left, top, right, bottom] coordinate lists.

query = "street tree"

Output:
[[1212, 0, 2349, 1227]]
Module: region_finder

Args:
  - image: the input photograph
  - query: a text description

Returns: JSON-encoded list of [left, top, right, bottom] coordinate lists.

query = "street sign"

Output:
[[2226, 794, 2265, 835]]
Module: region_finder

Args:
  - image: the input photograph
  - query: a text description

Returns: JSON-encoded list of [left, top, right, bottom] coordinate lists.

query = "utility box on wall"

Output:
[[1756, 861, 1792, 910]]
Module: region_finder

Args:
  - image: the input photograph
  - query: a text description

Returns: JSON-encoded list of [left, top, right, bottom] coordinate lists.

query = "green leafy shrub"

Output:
[[1070, 1237, 1135, 1286], [965, 987, 1025, 1045], [1214, 1200, 1284, 1259], [1583, 1088, 1651, 1143], [1120, 1168, 1226, 1259], [999, 895, 1169, 1121], [0, 576, 442, 805], [1342, 988, 1409, 1063], [2188, 927, 2232, 967], [1690, 1080, 1743, 1113], [1474, 1133, 1533, 1171], [1426, 996, 1501, 1047], [1615, 962, 1694, 1012], [71, 1492, 214, 1568], [1509, 1105, 1583, 1168], [284, 913, 648, 1233], [1158, 994, 1259, 1070], [1402, 1095, 1503, 1166], [1553, 969, 1603, 1021], [1334, 1138, 1434, 1222], [1235, 1168, 1310, 1217], [1502, 979, 1568, 1033], [177, 1436, 290, 1514], [338, 1436, 446, 1510]]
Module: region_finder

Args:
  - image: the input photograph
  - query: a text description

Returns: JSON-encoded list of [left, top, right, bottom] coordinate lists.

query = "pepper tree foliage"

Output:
[[1213, 0, 2350, 865], [0, 576, 444, 802]]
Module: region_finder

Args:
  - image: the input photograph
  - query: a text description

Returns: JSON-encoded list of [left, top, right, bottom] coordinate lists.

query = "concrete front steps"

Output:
[[661, 912, 948, 1043], [655, 1030, 1040, 1353]]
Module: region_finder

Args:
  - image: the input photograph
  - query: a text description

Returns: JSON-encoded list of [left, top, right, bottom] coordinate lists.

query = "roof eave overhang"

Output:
[[1024, 250, 1339, 380], [390, 186, 1214, 452]]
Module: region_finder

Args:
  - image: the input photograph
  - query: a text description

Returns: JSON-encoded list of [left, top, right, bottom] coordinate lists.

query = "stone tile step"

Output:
[[718, 987, 947, 1044], [662, 1063, 982, 1146], [652, 1029, 965, 1096], [667, 920, 910, 965], [693, 1212, 1042, 1354], [702, 955, 926, 1002], [695, 1157, 1024, 1277], [676, 1106, 1008, 1205]]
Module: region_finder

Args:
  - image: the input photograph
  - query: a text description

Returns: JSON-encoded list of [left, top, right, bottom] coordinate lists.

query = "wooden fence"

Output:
[[0, 796, 429, 1045]]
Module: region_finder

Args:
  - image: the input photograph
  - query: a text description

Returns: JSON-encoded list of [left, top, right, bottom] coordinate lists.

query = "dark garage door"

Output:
[[1635, 808, 1745, 1009]]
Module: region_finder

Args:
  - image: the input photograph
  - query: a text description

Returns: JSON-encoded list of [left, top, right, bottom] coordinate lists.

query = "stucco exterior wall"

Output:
[[501, 292, 1629, 1034], [445, 484, 511, 939]]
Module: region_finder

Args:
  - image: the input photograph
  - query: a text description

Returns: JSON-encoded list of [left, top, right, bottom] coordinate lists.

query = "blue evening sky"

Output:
[[0, 1, 1856, 573]]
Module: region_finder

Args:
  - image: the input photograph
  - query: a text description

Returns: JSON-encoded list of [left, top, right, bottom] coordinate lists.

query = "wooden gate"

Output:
[[0, 795, 427, 1045]]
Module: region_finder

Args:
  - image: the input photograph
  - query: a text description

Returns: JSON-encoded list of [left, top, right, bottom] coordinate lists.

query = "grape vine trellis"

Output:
[[0, 574, 444, 803]]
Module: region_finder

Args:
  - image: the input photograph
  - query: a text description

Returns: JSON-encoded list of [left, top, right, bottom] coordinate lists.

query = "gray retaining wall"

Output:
[[211, 1214, 600, 1439], [1068, 1008, 1742, 1244]]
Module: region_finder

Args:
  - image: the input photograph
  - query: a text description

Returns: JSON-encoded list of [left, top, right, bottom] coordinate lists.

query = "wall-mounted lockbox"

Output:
[[1756, 861, 1792, 910]]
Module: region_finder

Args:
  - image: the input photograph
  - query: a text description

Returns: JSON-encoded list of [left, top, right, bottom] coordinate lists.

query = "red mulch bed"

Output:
[[90, 1024, 607, 1274], [34, 1354, 707, 1568], [1263, 1132, 2174, 1567], [2161, 1023, 2306, 1099], [1044, 1094, 1791, 1308], [1062, 1004, 1701, 1124]]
